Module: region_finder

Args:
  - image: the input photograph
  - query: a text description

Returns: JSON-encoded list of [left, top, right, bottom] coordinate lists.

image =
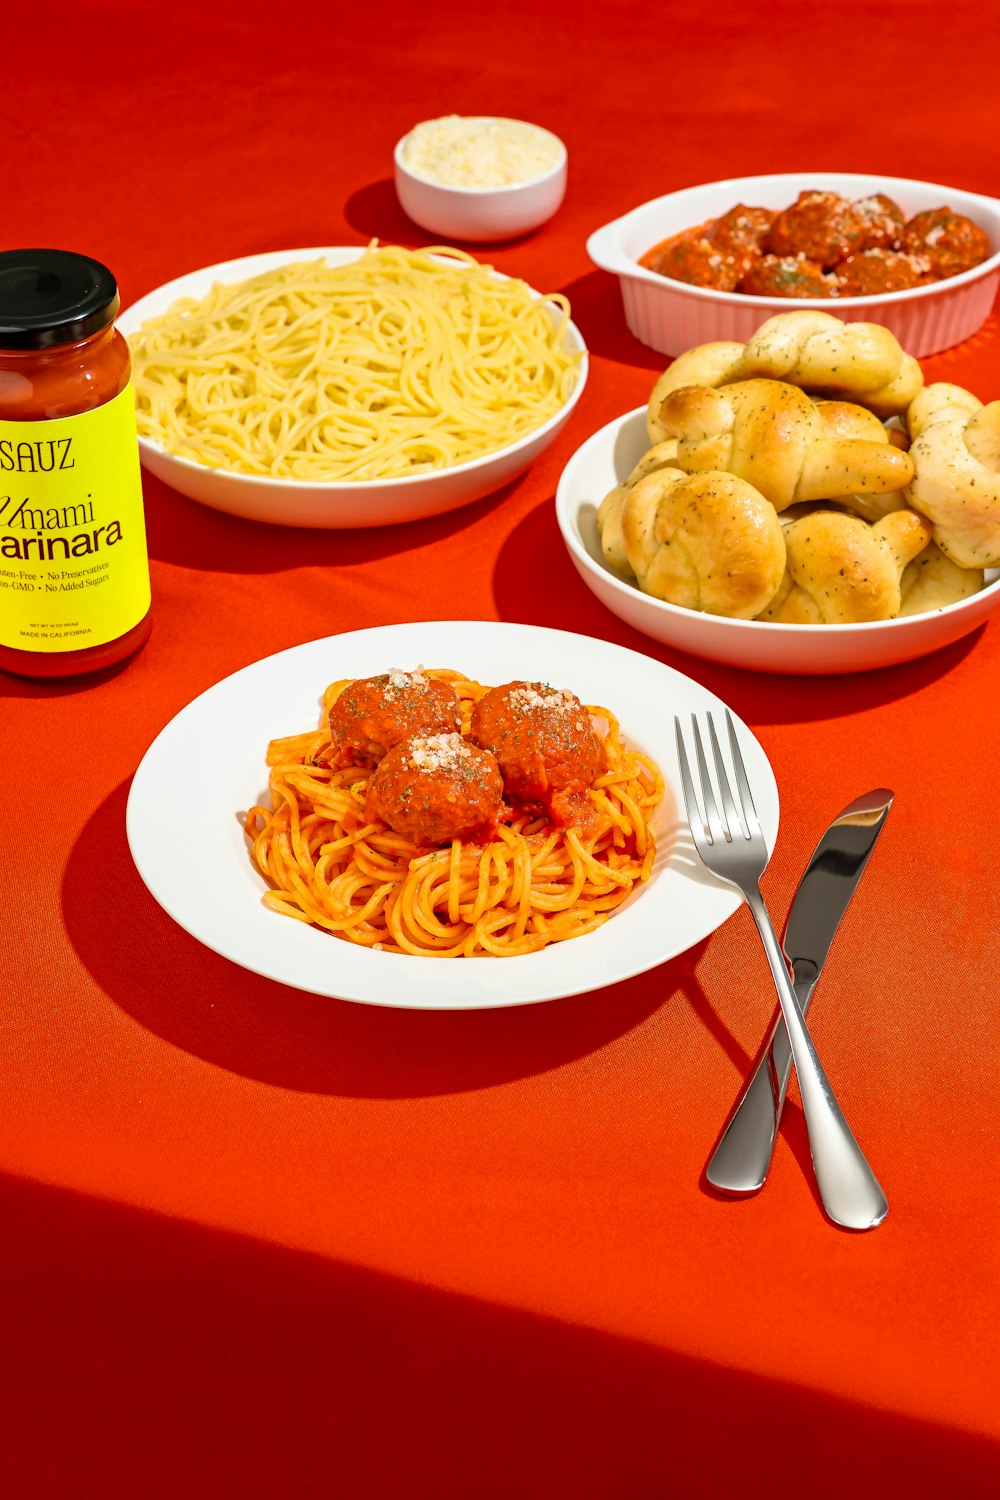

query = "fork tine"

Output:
[[691, 715, 727, 843], [708, 713, 749, 842], [725, 709, 761, 837], [674, 718, 709, 848]]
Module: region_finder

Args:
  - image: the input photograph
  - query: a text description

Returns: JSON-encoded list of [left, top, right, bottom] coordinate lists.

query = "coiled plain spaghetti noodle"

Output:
[[129, 244, 579, 481], [244, 670, 664, 957]]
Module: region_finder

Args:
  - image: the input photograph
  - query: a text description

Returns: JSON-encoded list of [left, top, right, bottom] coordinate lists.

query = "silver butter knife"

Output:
[[707, 788, 894, 1196]]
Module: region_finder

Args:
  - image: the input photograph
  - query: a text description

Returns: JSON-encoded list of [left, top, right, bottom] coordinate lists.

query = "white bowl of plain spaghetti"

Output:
[[118, 245, 588, 529]]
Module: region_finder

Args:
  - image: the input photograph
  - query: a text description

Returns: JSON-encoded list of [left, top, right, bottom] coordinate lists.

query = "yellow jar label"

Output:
[[0, 383, 150, 652]]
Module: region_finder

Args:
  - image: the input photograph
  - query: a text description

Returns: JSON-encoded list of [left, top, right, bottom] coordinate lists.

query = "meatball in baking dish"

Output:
[[710, 204, 776, 255], [739, 255, 835, 298], [901, 209, 990, 279], [835, 249, 926, 296], [852, 192, 906, 251], [646, 232, 752, 292], [767, 190, 869, 268]]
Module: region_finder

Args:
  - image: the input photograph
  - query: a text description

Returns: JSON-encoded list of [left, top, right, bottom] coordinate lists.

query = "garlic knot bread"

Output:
[[654, 378, 914, 511], [904, 383, 1000, 568], [599, 310, 992, 630], [601, 466, 786, 618], [758, 510, 932, 623]]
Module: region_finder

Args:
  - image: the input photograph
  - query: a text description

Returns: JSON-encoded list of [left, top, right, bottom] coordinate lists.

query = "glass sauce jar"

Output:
[[0, 249, 152, 678]]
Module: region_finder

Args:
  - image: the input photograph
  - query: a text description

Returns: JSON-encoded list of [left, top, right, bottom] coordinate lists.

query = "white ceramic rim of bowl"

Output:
[[393, 117, 567, 193], [117, 246, 587, 492], [555, 406, 1000, 671], [586, 171, 1000, 309]]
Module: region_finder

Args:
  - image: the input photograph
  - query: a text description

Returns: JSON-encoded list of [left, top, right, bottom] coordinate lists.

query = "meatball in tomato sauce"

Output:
[[364, 733, 503, 846], [739, 255, 834, 298], [645, 232, 752, 291], [768, 190, 868, 268], [328, 670, 460, 768], [710, 204, 776, 256], [852, 193, 905, 251], [901, 209, 990, 279], [470, 682, 603, 826], [835, 249, 925, 296]]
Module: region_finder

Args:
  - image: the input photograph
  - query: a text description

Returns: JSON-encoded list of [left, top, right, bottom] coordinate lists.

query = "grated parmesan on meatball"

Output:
[[328, 670, 460, 767]]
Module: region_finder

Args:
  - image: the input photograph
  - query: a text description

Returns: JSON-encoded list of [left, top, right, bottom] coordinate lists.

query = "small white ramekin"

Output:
[[587, 172, 1000, 359], [394, 119, 567, 242]]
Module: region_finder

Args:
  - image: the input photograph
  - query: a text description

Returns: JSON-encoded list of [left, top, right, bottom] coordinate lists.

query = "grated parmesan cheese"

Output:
[[385, 667, 428, 690], [401, 115, 564, 189], [508, 685, 576, 712], [406, 733, 472, 771]]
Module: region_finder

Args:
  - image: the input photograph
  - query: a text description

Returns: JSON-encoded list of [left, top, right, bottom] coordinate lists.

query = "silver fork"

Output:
[[674, 710, 888, 1231]]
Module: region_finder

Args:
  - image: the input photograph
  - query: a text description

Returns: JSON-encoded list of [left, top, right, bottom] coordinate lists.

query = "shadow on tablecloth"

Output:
[[64, 780, 721, 1099], [2, 1171, 995, 1499]]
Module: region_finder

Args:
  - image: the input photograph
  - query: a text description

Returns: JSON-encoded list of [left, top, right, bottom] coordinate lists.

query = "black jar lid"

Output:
[[0, 249, 120, 350]]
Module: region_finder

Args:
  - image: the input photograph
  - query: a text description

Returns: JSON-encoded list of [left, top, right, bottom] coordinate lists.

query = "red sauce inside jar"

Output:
[[0, 250, 152, 679]]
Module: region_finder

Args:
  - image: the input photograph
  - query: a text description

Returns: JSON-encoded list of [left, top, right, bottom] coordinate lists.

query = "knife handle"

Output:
[[705, 971, 811, 1195]]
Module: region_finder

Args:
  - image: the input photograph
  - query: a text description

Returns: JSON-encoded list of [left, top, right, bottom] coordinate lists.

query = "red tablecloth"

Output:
[[3, 3, 1000, 1494]]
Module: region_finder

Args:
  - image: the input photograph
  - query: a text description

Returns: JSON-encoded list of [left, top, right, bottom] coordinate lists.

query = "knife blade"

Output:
[[706, 788, 894, 1195]]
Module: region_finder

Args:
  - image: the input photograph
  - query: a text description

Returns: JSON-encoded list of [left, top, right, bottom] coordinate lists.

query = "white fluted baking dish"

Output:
[[587, 172, 1000, 360]]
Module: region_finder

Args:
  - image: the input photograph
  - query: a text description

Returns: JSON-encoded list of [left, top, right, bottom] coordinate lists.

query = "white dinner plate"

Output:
[[118, 248, 587, 529], [126, 621, 779, 1009], [556, 409, 1000, 675]]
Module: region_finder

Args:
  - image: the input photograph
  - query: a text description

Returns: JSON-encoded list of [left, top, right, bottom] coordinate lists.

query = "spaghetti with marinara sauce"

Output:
[[244, 669, 664, 957]]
